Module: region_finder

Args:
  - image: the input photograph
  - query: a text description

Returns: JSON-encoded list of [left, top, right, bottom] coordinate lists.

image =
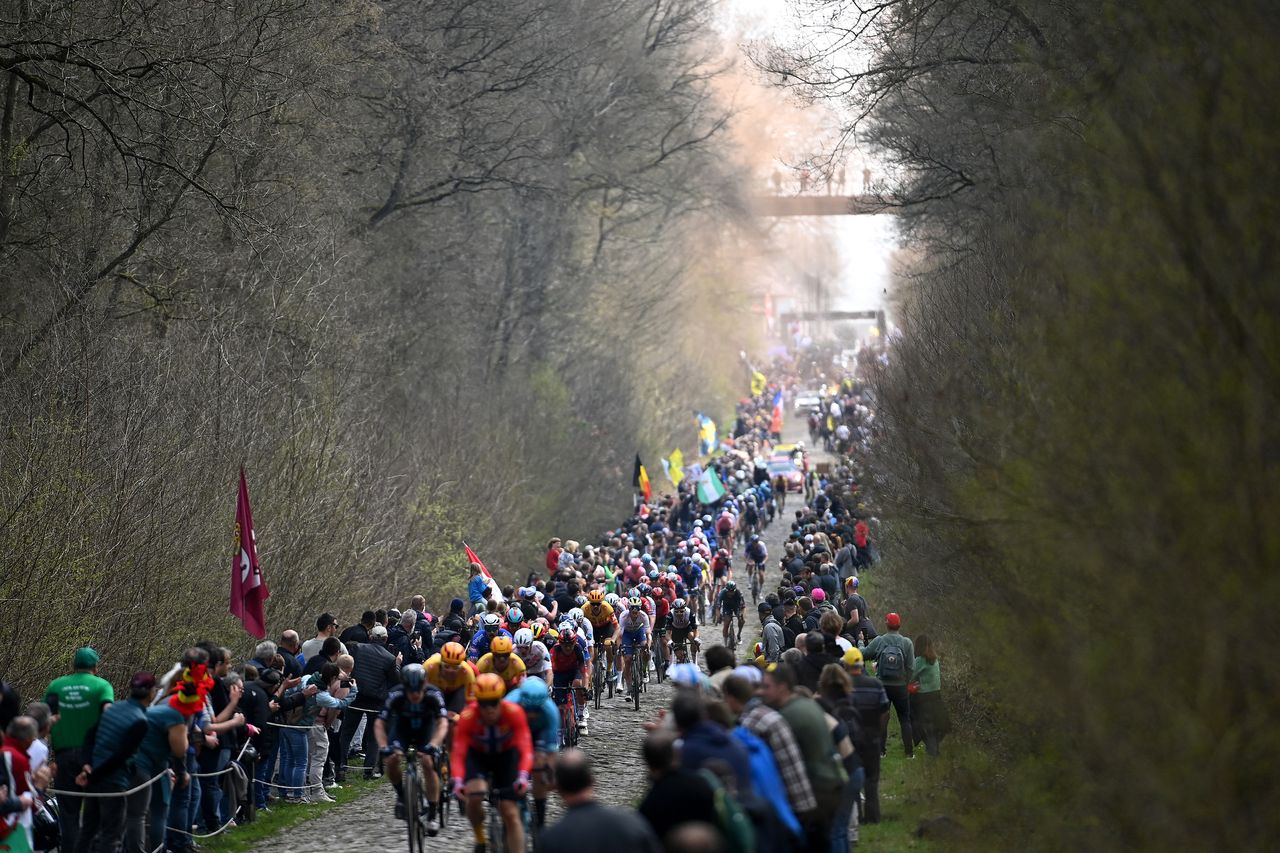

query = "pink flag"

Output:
[[230, 468, 269, 638]]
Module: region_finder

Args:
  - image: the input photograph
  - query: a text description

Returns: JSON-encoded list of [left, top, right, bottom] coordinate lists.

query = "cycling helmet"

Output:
[[628, 597, 642, 610], [575, 595, 588, 606], [750, 534, 760, 542], [531, 623, 547, 641], [401, 663, 427, 692], [673, 598, 687, 610], [440, 642, 466, 667], [638, 583, 651, 596], [587, 589, 605, 604], [605, 593, 621, 607], [648, 569, 660, 580], [701, 514, 712, 523], [481, 613, 501, 632], [568, 607, 585, 623], [641, 553, 653, 564], [547, 628, 560, 642], [519, 586, 535, 599], [513, 628, 534, 647], [515, 677, 548, 709], [717, 548, 729, 557], [629, 557, 642, 569], [725, 579, 736, 589], [490, 635, 514, 655], [506, 606, 524, 624], [666, 571, 679, 582], [559, 626, 577, 641], [474, 673, 506, 702]]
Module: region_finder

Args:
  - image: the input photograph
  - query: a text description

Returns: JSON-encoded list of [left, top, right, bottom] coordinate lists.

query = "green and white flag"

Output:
[[696, 466, 727, 505]]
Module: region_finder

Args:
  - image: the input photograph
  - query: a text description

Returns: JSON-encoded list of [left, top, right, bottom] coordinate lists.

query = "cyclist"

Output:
[[507, 677, 559, 831], [715, 508, 735, 553], [581, 590, 618, 684], [502, 605, 526, 634], [618, 596, 652, 691], [467, 613, 510, 662], [424, 641, 477, 715], [452, 673, 533, 853], [550, 626, 588, 734], [717, 579, 746, 646], [745, 535, 768, 598], [710, 547, 732, 604], [375, 663, 448, 833], [513, 628, 551, 685], [477, 635, 527, 689], [650, 581, 672, 664], [667, 598, 700, 664]]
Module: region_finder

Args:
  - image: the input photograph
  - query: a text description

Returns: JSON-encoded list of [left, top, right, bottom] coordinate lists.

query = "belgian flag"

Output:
[[633, 453, 652, 502]]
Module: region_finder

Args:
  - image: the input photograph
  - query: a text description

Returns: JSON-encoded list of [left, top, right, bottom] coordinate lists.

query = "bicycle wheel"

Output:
[[404, 764, 422, 853], [488, 792, 506, 853], [631, 657, 641, 711], [592, 656, 603, 709], [436, 751, 450, 831]]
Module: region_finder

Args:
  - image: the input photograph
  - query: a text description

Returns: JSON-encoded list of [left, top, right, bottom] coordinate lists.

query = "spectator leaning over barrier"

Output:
[[862, 612, 915, 758], [76, 672, 155, 853], [43, 646, 114, 853]]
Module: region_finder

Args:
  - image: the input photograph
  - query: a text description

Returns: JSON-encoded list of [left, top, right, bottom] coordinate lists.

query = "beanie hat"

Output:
[[886, 612, 901, 629]]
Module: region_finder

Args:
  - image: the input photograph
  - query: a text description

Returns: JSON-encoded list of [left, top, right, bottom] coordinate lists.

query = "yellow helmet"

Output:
[[440, 642, 466, 667], [587, 590, 605, 604], [475, 673, 506, 702], [841, 648, 864, 668], [490, 636, 513, 655]]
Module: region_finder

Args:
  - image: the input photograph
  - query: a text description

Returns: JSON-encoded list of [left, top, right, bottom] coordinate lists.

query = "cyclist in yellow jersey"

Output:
[[582, 591, 618, 678], [425, 642, 477, 713], [476, 636, 528, 689]]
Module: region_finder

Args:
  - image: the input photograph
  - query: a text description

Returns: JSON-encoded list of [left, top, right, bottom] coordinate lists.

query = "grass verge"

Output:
[[199, 771, 385, 853]]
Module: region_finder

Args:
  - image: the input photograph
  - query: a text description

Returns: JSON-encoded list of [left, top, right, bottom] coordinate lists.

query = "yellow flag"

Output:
[[668, 449, 685, 486], [750, 371, 767, 396]]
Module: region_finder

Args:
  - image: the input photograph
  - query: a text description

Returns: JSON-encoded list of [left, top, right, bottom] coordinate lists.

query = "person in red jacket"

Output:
[[452, 674, 533, 853], [545, 538, 563, 574]]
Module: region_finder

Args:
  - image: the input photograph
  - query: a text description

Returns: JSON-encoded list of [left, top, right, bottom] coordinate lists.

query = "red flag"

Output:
[[230, 468, 269, 639], [464, 543, 492, 579]]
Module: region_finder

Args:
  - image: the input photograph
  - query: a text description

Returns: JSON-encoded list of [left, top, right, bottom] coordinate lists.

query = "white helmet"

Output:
[[568, 607, 585, 623], [513, 628, 534, 646]]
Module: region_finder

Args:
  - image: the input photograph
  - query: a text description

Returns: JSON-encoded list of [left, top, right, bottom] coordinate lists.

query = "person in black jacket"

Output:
[[387, 612, 425, 665], [337, 626, 398, 782]]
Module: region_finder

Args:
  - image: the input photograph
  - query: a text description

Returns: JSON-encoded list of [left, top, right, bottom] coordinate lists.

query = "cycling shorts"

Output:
[[464, 751, 520, 799], [441, 686, 469, 714], [670, 627, 694, 644], [621, 628, 648, 654], [592, 622, 615, 641]]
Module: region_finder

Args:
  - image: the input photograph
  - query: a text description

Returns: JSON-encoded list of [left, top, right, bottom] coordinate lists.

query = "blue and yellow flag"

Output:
[[750, 371, 767, 396], [697, 414, 717, 456]]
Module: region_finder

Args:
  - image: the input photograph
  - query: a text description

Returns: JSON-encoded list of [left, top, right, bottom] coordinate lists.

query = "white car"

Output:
[[793, 390, 822, 412]]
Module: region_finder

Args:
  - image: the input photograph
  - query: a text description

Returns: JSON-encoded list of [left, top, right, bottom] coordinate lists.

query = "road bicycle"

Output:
[[552, 685, 579, 748], [400, 745, 429, 853], [651, 629, 668, 683], [591, 642, 606, 708], [484, 784, 531, 853]]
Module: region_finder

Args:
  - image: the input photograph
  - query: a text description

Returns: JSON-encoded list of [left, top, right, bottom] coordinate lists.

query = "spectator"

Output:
[[703, 646, 736, 696], [77, 672, 155, 853], [1, 717, 36, 847], [388, 610, 425, 664], [910, 634, 948, 757], [43, 647, 114, 852], [760, 663, 845, 850], [818, 611, 852, 656], [301, 662, 357, 803], [303, 636, 343, 675], [249, 640, 277, 674], [669, 693, 753, 797], [277, 672, 318, 805], [196, 645, 245, 832], [277, 631, 305, 678], [782, 599, 804, 648], [239, 668, 282, 812], [301, 613, 346, 661], [841, 648, 890, 823], [720, 674, 816, 826], [539, 748, 661, 853], [129, 676, 193, 853], [637, 732, 719, 845], [437, 598, 468, 647], [23, 701, 52, 778], [758, 604, 784, 663], [817, 665, 865, 853], [862, 612, 915, 757], [796, 632, 836, 693], [339, 624, 397, 783], [339, 611, 376, 647]]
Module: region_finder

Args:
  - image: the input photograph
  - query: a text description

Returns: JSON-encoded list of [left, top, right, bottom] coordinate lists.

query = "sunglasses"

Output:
[[478, 699, 501, 708]]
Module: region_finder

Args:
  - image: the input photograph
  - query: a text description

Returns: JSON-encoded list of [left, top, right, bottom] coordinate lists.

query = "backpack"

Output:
[[877, 642, 905, 681], [698, 768, 757, 853]]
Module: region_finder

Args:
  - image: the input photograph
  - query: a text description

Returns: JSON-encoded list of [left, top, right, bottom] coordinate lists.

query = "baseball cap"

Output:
[[841, 648, 864, 667], [757, 602, 772, 614], [129, 672, 156, 690], [370, 624, 388, 639], [886, 612, 901, 629], [73, 647, 100, 669]]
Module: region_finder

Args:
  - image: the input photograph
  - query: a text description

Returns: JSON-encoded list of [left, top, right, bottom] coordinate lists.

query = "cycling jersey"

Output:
[[424, 654, 477, 694], [467, 629, 512, 662], [477, 652, 527, 688], [507, 684, 560, 753], [618, 611, 650, 654], [746, 542, 767, 564], [667, 609, 698, 634], [378, 684, 447, 749], [550, 642, 587, 678], [582, 601, 615, 628], [711, 555, 731, 576], [719, 589, 745, 616], [452, 700, 533, 797], [516, 641, 551, 676]]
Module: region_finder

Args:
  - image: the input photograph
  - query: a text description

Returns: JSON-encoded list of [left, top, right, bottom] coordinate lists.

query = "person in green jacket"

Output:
[[44, 647, 114, 851], [909, 634, 948, 756]]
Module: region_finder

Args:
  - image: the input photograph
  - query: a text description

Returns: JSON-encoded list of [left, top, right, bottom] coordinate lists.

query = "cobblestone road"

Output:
[[246, 419, 822, 852]]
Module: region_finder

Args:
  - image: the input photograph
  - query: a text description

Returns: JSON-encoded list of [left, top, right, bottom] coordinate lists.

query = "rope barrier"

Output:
[[188, 738, 253, 777], [45, 769, 168, 798], [168, 812, 240, 840]]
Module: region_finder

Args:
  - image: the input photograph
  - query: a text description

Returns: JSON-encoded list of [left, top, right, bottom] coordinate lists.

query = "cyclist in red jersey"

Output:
[[451, 673, 534, 853]]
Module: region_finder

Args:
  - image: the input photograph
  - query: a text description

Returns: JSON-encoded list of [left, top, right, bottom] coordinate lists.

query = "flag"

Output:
[[696, 466, 728, 505], [633, 453, 652, 502], [230, 468, 269, 639], [465, 542, 505, 603], [697, 413, 717, 456], [667, 448, 685, 486], [770, 388, 784, 435], [750, 371, 767, 396]]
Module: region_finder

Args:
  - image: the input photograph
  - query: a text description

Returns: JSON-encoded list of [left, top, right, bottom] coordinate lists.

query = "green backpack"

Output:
[[698, 768, 757, 853]]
